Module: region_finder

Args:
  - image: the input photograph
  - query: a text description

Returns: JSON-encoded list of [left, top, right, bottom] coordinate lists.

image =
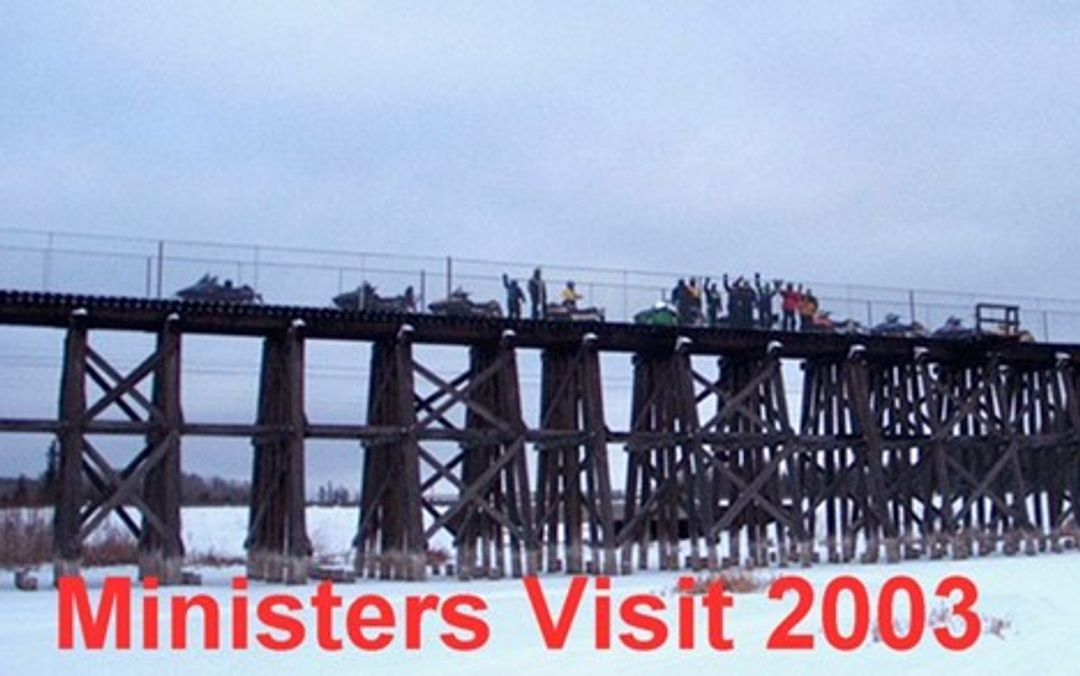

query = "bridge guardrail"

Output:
[[2, 226, 1080, 342]]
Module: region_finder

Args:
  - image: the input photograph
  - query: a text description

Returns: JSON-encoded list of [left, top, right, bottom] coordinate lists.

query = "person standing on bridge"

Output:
[[688, 277, 703, 325], [502, 274, 526, 319], [704, 278, 722, 327], [754, 273, 777, 330], [527, 267, 547, 319], [741, 279, 758, 328], [799, 288, 819, 331], [561, 280, 583, 309], [672, 278, 689, 324], [724, 274, 755, 329], [722, 274, 738, 327], [778, 282, 802, 332]]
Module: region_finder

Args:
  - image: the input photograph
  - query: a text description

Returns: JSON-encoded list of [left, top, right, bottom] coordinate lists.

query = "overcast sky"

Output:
[[3, 3, 1080, 490], [3, 2, 1080, 293]]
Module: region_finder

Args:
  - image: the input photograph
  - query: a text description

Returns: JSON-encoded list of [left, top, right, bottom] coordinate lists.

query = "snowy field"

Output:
[[1, 506, 1077, 676]]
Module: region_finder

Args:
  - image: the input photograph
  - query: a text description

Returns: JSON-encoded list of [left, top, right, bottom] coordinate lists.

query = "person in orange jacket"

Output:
[[798, 288, 819, 331]]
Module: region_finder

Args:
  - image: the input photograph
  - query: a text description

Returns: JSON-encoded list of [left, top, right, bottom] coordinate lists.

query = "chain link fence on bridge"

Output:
[[3, 227, 1080, 342]]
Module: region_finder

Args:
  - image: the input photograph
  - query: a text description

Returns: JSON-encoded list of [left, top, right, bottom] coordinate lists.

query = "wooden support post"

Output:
[[355, 340, 392, 578], [673, 342, 712, 570], [354, 329, 426, 581], [138, 317, 185, 583], [395, 328, 426, 581], [619, 354, 645, 574], [444, 336, 538, 579], [621, 353, 657, 571], [537, 341, 616, 575], [817, 362, 842, 563], [918, 359, 951, 558], [540, 348, 577, 574], [496, 334, 539, 577], [581, 335, 618, 575], [246, 324, 312, 584], [620, 344, 798, 573], [282, 322, 312, 583], [247, 336, 284, 580], [797, 360, 821, 566], [692, 352, 793, 569], [54, 313, 88, 581], [844, 353, 900, 564]]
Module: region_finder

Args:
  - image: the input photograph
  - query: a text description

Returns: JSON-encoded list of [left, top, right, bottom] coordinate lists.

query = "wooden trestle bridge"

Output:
[[0, 290, 1076, 583]]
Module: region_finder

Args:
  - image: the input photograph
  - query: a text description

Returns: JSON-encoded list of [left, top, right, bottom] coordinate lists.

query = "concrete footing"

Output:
[[52, 558, 80, 585], [138, 553, 184, 585]]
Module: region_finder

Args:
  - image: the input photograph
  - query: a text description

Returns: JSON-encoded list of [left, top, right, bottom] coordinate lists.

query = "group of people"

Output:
[[500, 267, 823, 332], [502, 268, 580, 320], [671, 273, 820, 332]]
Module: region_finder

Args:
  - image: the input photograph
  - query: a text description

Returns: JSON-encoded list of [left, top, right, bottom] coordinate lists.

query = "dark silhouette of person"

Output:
[[672, 278, 690, 325], [502, 274, 526, 319], [722, 274, 737, 326], [754, 273, 777, 330], [741, 279, 757, 328], [724, 274, 756, 329], [527, 267, 547, 319], [704, 278, 722, 327]]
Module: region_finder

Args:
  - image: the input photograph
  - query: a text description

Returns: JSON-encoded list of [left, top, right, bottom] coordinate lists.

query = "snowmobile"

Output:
[[808, 312, 867, 335], [429, 288, 502, 318], [634, 302, 679, 326], [176, 274, 263, 304], [871, 313, 927, 338], [333, 283, 416, 313], [545, 301, 605, 322], [932, 316, 980, 340]]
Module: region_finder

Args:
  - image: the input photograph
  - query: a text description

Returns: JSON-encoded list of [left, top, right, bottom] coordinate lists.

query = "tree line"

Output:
[[0, 442, 358, 507]]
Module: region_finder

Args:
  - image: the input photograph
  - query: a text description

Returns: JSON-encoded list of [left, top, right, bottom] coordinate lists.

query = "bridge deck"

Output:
[[0, 289, 1072, 364]]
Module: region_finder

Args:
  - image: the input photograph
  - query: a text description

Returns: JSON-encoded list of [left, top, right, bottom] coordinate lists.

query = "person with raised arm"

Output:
[[502, 273, 526, 319], [754, 273, 777, 330]]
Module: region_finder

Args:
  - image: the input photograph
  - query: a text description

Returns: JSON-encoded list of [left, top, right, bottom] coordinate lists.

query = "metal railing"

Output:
[[4, 226, 1080, 342]]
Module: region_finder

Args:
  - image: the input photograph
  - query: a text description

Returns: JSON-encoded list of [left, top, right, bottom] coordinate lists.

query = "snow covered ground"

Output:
[[1, 506, 1077, 676]]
